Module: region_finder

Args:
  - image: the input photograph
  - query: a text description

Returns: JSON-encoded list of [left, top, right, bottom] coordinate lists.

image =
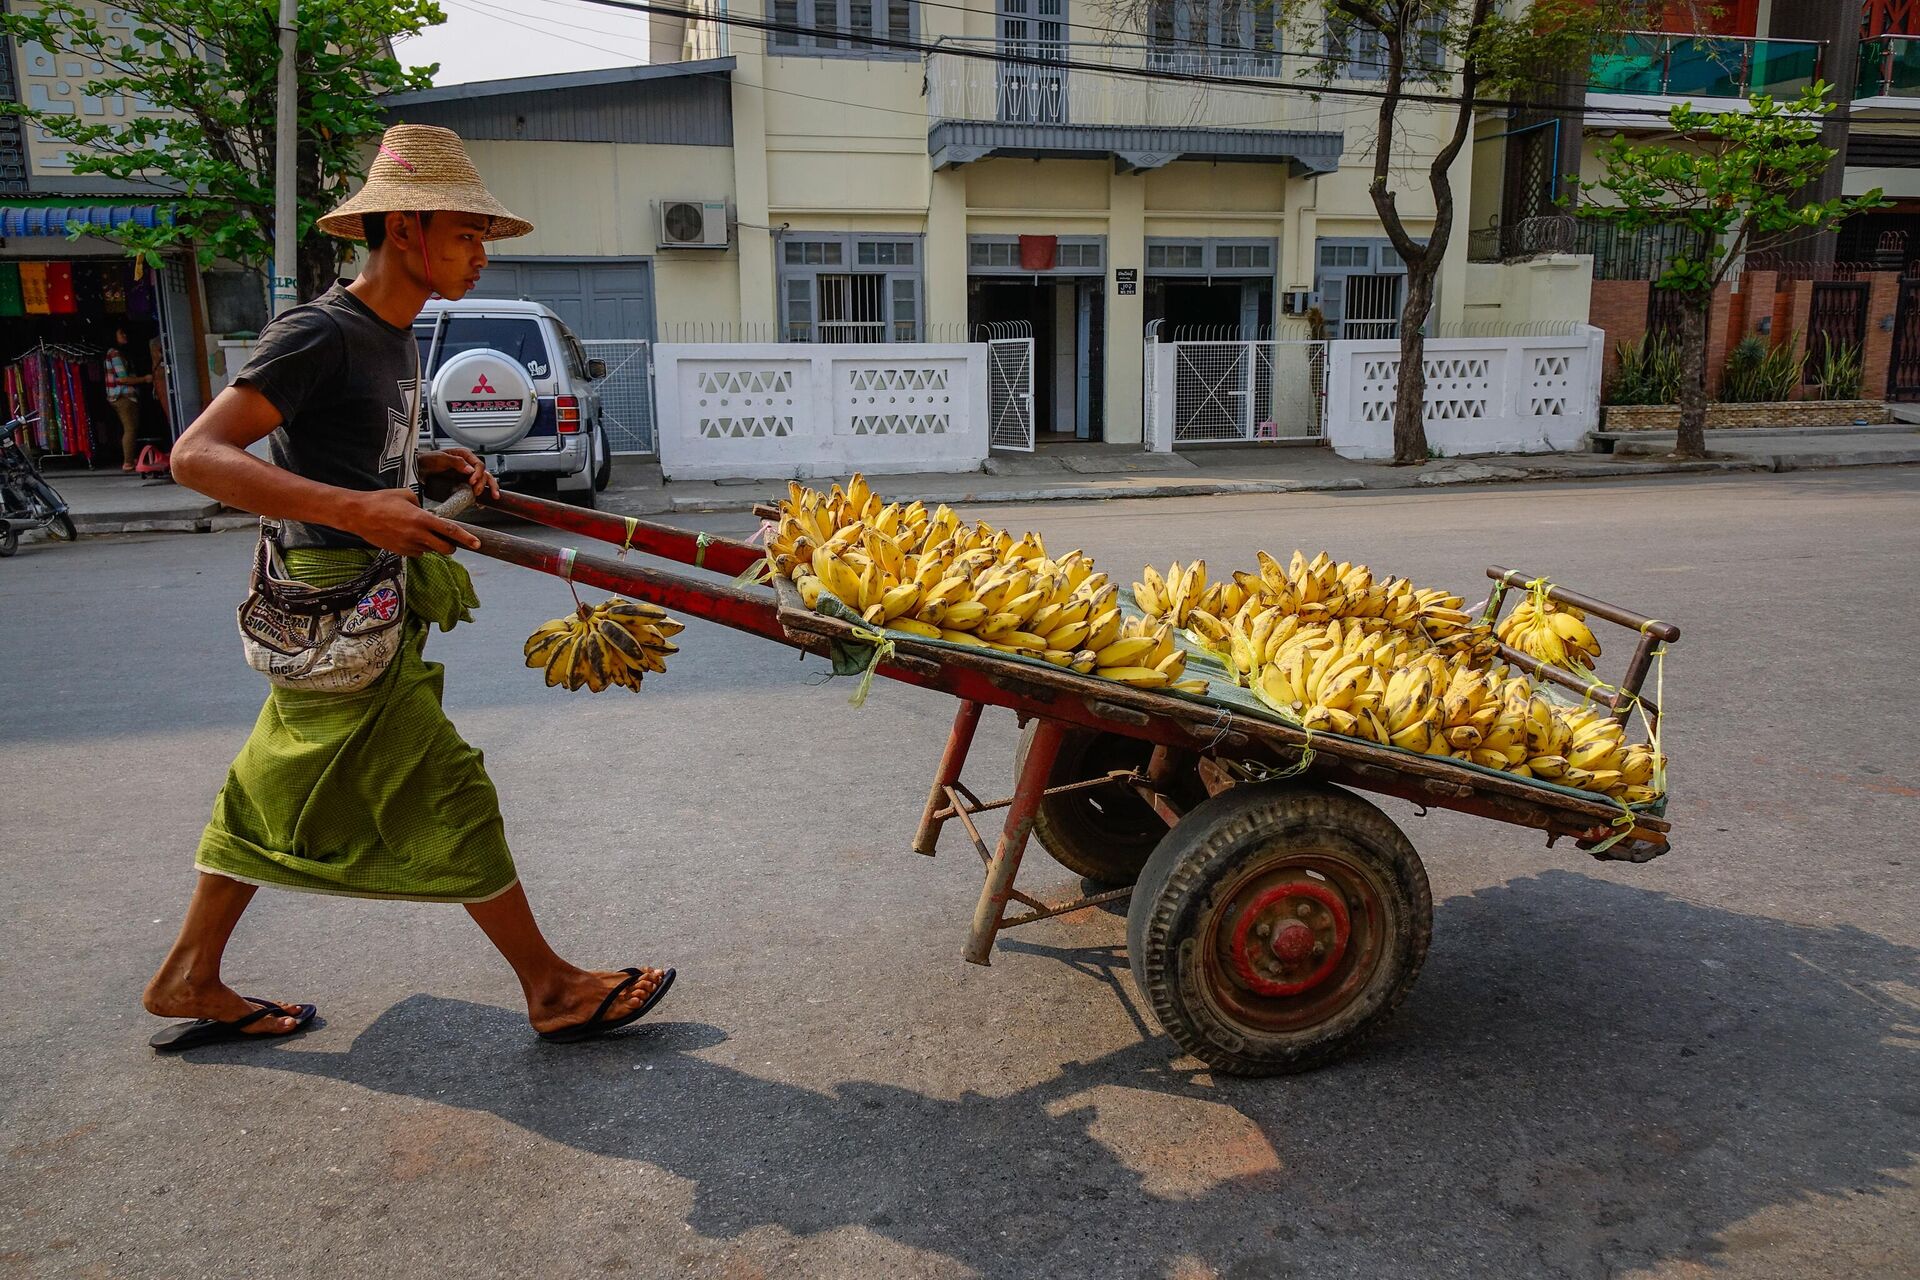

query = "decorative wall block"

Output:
[[658, 343, 988, 480]]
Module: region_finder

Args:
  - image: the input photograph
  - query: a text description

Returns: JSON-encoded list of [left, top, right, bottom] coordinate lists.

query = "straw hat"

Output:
[[318, 123, 532, 242]]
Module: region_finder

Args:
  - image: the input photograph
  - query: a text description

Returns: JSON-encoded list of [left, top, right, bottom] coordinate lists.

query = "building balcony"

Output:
[[1856, 36, 1920, 113], [924, 40, 1343, 175], [1585, 31, 1823, 126]]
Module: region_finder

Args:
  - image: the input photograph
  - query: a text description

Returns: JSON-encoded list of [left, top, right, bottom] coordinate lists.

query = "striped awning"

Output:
[[0, 203, 171, 236]]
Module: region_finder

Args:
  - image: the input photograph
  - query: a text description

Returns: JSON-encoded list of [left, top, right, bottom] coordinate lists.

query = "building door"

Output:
[[997, 0, 1066, 123], [1890, 278, 1920, 401]]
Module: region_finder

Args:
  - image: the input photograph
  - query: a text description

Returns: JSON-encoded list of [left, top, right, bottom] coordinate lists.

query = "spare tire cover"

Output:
[[432, 347, 539, 450]]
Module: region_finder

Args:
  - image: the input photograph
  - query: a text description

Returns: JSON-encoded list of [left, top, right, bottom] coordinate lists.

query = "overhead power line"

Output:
[[570, 0, 1757, 124]]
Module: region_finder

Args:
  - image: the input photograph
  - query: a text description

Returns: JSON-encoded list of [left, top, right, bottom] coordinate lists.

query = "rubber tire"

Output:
[[25, 477, 74, 540], [1127, 780, 1432, 1076], [1014, 722, 1203, 887], [0, 522, 15, 557], [591, 423, 613, 492]]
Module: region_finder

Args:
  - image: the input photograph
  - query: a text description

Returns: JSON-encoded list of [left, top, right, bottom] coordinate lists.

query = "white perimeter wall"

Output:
[[1324, 329, 1606, 460], [656, 343, 989, 481]]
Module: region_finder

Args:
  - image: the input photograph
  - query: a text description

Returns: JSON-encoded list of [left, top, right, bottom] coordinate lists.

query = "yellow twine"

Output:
[[845, 624, 896, 708], [694, 531, 713, 569], [617, 517, 638, 558]]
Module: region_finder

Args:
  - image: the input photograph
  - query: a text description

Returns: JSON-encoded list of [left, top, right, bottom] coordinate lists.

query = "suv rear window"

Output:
[[428, 316, 552, 380]]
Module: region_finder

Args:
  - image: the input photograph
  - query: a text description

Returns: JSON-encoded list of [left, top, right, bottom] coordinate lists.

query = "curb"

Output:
[[49, 453, 1916, 534]]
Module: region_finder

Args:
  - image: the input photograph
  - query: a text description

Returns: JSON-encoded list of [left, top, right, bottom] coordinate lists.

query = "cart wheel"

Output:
[[0, 521, 15, 558], [1127, 781, 1432, 1076], [1015, 722, 1201, 887]]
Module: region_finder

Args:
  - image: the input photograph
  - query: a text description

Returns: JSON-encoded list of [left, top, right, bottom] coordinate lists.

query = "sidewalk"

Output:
[[31, 426, 1920, 536]]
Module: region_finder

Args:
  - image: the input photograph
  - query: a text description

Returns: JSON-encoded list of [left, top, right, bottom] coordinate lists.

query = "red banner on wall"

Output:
[[1018, 235, 1058, 271]]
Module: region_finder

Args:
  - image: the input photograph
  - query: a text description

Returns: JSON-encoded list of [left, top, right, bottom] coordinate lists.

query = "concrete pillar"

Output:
[[729, 56, 776, 330], [1437, 138, 1474, 329], [1104, 167, 1147, 444], [1769, 0, 1862, 266], [926, 168, 968, 336]]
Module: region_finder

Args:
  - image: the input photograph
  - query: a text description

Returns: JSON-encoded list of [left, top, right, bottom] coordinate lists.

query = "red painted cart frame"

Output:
[[439, 488, 1676, 967]]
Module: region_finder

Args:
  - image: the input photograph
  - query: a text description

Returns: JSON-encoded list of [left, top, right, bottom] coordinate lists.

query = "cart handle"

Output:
[[430, 488, 792, 645], [1483, 565, 1679, 728]]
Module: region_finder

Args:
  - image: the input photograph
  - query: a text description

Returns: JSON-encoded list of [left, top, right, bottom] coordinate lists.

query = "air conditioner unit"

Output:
[[658, 199, 729, 249]]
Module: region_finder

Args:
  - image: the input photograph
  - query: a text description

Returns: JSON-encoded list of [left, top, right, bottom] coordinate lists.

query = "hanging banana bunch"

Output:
[[524, 598, 683, 693]]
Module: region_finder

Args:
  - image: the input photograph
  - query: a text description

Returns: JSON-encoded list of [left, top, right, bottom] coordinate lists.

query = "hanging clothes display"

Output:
[[127, 269, 154, 320], [0, 263, 23, 317], [45, 261, 77, 314], [19, 262, 50, 314], [4, 341, 98, 460], [101, 264, 128, 313]]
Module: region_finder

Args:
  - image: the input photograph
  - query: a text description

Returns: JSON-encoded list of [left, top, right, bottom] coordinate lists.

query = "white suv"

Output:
[[413, 298, 612, 506]]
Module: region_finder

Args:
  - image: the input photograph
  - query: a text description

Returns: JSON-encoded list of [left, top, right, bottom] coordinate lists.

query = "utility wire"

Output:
[[571, 0, 1765, 123], [446, 0, 1390, 133]]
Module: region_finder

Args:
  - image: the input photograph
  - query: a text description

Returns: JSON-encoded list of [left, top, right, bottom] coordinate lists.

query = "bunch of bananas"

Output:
[[1525, 702, 1662, 803], [1133, 561, 1253, 632], [1137, 549, 1498, 665], [1496, 587, 1602, 671], [1083, 613, 1204, 691], [523, 598, 682, 693]]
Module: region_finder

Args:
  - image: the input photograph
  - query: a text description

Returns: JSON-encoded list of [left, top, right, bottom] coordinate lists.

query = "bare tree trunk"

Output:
[[1392, 267, 1440, 464], [1674, 299, 1710, 459]]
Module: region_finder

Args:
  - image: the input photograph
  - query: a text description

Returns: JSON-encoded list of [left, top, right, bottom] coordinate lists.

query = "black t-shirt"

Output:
[[235, 281, 422, 549]]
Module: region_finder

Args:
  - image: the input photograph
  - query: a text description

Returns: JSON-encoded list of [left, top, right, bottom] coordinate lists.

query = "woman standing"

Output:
[[106, 325, 151, 472]]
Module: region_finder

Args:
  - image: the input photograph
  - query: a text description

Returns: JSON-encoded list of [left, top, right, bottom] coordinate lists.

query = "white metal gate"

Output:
[[1167, 339, 1326, 443], [583, 338, 655, 454], [986, 334, 1036, 452]]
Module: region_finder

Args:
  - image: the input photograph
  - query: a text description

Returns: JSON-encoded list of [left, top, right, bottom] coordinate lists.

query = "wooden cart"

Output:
[[440, 489, 1680, 1076]]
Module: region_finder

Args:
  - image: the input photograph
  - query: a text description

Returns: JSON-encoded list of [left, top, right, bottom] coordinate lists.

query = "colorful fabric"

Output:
[[0, 263, 23, 317], [70, 260, 106, 313], [19, 262, 49, 314], [101, 264, 128, 314], [8, 349, 95, 458], [127, 269, 154, 319], [44, 261, 75, 313], [195, 550, 518, 903]]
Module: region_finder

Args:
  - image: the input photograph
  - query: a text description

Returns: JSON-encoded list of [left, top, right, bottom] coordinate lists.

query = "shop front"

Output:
[[0, 201, 204, 471]]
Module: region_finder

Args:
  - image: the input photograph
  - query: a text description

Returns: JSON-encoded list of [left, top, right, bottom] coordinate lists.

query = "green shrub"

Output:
[[1720, 334, 1800, 403], [1605, 332, 1685, 406], [1807, 338, 1864, 402]]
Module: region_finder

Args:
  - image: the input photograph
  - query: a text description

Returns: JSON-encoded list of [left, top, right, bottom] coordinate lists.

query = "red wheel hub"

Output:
[[1228, 881, 1351, 998]]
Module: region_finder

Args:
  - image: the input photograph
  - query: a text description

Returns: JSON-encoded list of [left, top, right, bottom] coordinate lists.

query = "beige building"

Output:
[[387, 3, 1592, 449]]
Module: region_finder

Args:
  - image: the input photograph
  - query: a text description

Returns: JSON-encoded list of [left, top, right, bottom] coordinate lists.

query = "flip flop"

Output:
[[149, 996, 316, 1053], [538, 967, 676, 1044]]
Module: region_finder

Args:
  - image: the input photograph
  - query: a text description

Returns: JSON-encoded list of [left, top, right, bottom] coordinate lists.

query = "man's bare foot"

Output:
[[143, 974, 305, 1035], [527, 967, 666, 1035]]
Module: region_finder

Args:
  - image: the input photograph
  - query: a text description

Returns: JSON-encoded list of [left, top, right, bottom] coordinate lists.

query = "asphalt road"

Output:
[[2, 469, 1916, 1280]]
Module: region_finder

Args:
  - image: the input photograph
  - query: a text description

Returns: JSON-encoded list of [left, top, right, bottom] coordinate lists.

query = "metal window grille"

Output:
[[1341, 275, 1402, 339], [816, 274, 889, 343], [581, 338, 656, 454]]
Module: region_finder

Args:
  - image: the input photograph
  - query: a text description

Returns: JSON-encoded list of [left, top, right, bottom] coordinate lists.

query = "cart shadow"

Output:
[[187, 870, 1920, 1279]]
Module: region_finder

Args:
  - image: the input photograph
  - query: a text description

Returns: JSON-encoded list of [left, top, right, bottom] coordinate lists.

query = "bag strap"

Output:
[[252, 522, 403, 616]]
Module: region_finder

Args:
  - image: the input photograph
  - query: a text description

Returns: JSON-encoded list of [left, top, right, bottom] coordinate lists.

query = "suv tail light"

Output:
[[555, 395, 581, 434]]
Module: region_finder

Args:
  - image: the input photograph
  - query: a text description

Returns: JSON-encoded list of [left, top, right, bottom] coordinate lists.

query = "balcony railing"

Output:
[[1588, 32, 1822, 101], [1857, 36, 1920, 100], [925, 39, 1325, 133]]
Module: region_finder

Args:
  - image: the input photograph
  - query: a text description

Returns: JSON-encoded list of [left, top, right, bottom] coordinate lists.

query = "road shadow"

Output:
[[186, 871, 1920, 1278]]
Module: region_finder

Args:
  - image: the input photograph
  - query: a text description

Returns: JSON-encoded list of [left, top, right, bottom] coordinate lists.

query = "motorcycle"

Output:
[[0, 415, 79, 556]]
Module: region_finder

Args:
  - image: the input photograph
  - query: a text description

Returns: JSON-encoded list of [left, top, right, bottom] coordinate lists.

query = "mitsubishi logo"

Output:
[[471, 374, 496, 394]]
